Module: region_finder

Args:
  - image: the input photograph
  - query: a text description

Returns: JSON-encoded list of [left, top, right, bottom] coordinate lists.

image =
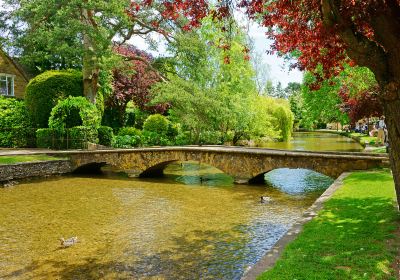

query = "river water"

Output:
[[260, 131, 364, 152], [0, 132, 361, 279]]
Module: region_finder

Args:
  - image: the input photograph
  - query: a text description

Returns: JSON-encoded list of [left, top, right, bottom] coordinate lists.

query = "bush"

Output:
[[143, 114, 169, 134], [36, 128, 64, 149], [141, 130, 171, 146], [199, 131, 223, 145], [118, 127, 142, 137], [112, 135, 141, 148], [25, 70, 83, 128], [49, 96, 101, 131], [0, 97, 35, 147], [68, 126, 98, 149], [98, 126, 114, 146]]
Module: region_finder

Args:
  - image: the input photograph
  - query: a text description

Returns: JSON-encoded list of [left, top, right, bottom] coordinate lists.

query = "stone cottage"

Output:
[[0, 49, 29, 99]]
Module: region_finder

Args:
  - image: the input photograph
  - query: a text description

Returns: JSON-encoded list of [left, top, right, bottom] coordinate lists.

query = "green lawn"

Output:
[[347, 132, 378, 146], [258, 170, 399, 280], [0, 155, 64, 164]]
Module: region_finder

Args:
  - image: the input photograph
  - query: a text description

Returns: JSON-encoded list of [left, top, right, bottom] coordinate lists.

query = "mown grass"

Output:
[[347, 132, 378, 146], [258, 170, 400, 280], [0, 155, 64, 164]]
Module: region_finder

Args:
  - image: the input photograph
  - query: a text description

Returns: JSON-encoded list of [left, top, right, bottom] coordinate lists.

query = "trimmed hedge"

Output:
[[36, 128, 64, 149], [36, 126, 98, 149], [49, 96, 101, 131], [69, 126, 98, 149], [98, 126, 114, 146], [0, 97, 35, 147], [25, 70, 83, 128]]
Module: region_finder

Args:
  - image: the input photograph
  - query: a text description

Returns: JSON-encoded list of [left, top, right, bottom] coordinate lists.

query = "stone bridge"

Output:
[[53, 146, 389, 184]]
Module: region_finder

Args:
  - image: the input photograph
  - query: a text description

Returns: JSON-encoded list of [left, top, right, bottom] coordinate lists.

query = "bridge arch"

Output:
[[139, 160, 233, 180]]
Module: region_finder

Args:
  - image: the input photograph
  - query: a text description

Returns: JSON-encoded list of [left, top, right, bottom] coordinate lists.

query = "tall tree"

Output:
[[1, 0, 173, 102]]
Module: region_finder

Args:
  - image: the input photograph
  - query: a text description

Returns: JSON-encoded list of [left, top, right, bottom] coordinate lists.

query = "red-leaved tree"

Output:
[[339, 86, 384, 125], [106, 45, 168, 126]]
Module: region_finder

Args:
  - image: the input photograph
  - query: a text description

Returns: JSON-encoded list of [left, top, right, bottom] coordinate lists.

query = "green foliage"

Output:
[[112, 127, 142, 148], [143, 114, 170, 135], [68, 126, 98, 149], [112, 135, 141, 148], [48, 96, 101, 131], [141, 130, 171, 146], [25, 70, 83, 128], [0, 97, 35, 147], [35, 128, 64, 149], [272, 105, 294, 141], [118, 127, 142, 137], [152, 17, 291, 145], [98, 126, 114, 146]]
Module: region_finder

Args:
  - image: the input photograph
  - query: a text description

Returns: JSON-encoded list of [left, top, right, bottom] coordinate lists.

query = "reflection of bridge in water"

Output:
[[54, 146, 390, 184]]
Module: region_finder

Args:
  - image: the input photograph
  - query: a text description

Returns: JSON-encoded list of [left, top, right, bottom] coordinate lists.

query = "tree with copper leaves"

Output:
[[104, 44, 168, 128]]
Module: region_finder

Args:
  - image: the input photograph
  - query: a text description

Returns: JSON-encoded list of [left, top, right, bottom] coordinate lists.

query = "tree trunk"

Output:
[[381, 82, 400, 207], [82, 8, 99, 104]]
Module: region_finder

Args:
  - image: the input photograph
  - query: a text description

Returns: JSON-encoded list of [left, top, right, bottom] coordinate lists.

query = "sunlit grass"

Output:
[[258, 170, 399, 280], [0, 155, 64, 164]]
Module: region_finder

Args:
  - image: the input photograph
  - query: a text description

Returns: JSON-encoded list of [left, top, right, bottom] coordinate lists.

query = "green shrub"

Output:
[[36, 128, 65, 149], [0, 97, 35, 147], [175, 131, 191, 145], [141, 130, 171, 146], [68, 126, 98, 149], [49, 96, 101, 131], [118, 127, 142, 137], [199, 131, 223, 145], [98, 126, 114, 146], [112, 135, 141, 148], [25, 70, 83, 128], [133, 108, 150, 129], [143, 114, 169, 134]]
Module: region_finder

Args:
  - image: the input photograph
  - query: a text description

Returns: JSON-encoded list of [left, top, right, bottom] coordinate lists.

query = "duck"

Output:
[[260, 196, 272, 203], [60, 236, 79, 248]]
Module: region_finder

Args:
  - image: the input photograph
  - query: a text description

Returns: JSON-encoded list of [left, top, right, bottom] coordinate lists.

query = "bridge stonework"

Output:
[[59, 147, 389, 184]]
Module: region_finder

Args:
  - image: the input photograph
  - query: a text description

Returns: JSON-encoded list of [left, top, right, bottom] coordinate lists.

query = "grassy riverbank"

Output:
[[258, 170, 400, 279], [0, 155, 63, 164]]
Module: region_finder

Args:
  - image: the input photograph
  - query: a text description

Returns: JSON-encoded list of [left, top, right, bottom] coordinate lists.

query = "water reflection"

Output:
[[264, 168, 334, 195], [0, 162, 332, 280], [261, 132, 363, 152]]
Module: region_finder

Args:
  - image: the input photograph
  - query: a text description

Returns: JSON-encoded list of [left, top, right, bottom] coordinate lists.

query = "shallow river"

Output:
[[0, 132, 359, 279], [261, 131, 364, 152]]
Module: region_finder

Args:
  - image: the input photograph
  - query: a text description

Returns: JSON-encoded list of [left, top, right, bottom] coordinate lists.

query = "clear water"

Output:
[[260, 132, 364, 152], [0, 163, 333, 280], [0, 132, 356, 279]]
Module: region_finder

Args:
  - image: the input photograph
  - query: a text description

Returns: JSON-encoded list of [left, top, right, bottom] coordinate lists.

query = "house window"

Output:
[[0, 74, 15, 96]]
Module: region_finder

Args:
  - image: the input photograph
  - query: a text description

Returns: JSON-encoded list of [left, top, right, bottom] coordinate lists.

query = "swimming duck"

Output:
[[60, 237, 79, 247], [260, 196, 272, 203]]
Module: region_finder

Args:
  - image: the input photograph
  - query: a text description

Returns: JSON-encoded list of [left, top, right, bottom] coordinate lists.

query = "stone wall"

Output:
[[0, 160, 72, 183]]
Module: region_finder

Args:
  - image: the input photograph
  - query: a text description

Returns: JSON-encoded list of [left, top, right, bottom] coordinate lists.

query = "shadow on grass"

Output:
[[258, 196, 400, 280]]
